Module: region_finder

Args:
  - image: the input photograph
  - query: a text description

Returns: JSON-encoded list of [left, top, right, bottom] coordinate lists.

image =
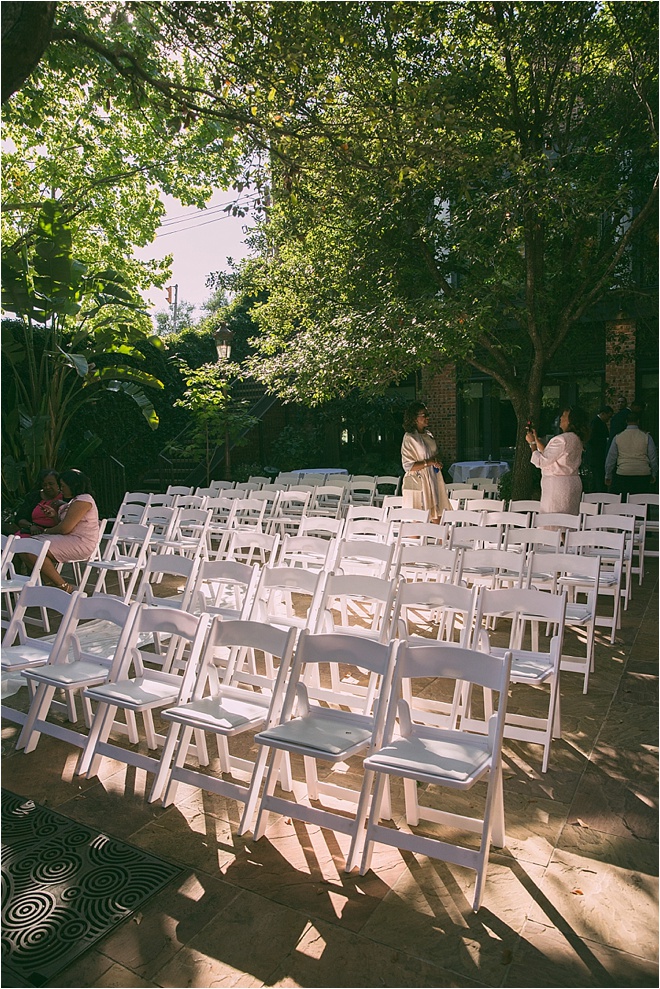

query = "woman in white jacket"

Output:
[[526, 407, 588, 514], [400, 403, 451, 522]]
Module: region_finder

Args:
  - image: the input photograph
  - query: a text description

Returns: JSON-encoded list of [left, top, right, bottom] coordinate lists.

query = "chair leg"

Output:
[[78, 702, 116, 777], [17, 683, 56, 752], [162, 724, 196, 807], [359, 772, 389, 875], [148, 722, 183, 804], [253, 749, 287, 840]]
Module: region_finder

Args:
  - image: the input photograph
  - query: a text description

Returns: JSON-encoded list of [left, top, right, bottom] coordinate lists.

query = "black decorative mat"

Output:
[[1, 790, 183, 987]]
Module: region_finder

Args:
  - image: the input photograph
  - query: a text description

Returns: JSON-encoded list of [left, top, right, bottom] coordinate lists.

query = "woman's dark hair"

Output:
[[59, 468, 94, 497], [403, 402, 429, 434], [561, 406, 589, 443]]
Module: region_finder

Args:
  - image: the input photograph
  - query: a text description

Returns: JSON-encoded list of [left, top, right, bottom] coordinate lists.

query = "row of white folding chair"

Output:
[[10, 577, 566, 907]]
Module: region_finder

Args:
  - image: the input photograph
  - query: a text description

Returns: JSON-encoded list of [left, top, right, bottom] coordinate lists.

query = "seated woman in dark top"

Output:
[[14, 469, 64, 535]]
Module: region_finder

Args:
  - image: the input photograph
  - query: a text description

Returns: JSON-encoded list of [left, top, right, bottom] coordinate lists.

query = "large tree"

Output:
[[223, 1, 658, 495]]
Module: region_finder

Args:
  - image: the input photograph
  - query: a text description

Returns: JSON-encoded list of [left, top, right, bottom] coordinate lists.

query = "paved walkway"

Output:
[[2, 564, 657, 988]]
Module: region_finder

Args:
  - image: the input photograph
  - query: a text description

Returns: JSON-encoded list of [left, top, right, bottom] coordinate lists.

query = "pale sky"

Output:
[[135, 188, 255, 320]]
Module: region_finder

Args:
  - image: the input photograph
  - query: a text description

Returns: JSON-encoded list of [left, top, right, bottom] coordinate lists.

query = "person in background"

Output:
[[526, 406, 588, 515], [605, 408, 658, 497], [7, 469, 63, 537], [608, 395, 630, 446], [584, 405, 613, 493], [19, 469, 100, 592], [401, 402, 451, 522]]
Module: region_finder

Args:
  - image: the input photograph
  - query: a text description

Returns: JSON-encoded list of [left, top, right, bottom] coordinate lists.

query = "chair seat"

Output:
[[23, 660, 109, 689], [489, 647, 553, 683], [1, 644, 51, 670], [163, 692, 270, 734], [1, 577, 31, 593], [256, 712, 372, 758], [365, 731, 491, 786], [85, 676, 180, 710], [565, 604, 593, 623], [86, 557, 140, 571]]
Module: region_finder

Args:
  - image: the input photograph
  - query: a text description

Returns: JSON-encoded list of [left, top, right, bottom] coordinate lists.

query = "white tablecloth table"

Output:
[[449, 461, 510, 483]]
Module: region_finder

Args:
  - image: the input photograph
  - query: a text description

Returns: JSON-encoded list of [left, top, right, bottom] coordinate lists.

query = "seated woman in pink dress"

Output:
[[20, 468, 100, 592], [526, 407, 588, 515]]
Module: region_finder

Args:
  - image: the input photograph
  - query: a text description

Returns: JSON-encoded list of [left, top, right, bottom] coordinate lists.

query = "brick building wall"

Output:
[[421, 364, 458, 464], [605, 316, 637, 406]]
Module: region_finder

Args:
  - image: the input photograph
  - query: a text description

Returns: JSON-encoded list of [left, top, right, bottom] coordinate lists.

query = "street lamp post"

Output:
[[213, 324, 234, 478]]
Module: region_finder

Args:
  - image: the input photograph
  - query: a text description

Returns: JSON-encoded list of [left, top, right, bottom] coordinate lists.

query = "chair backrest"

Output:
[[191, 559, 260, 620], [344, 518, 391, 543], [375, 475, 401, 497], [381, 495, 405, 513], [177, 618, 297, 721], [250, 565, 326, 635], [279, 629, 399, 720], [509, 500, 542, 514], [209, 479, 235, 492], [308, 485, 346, 518], [441, 509, 485, 526], [565, 529, 625, 562], [333, 538, 396, 578], [194, 487, 216, 498], [142, 504, 178, 537], [582, 492, 621, 505], [2, 536, 51, 586], [396, 520, 447, 549], [483, 511, 531, 529], [2, 584, 78, 656], [583, 514, 635, 544], [314, 573, 399, 644], [504, 527, 562, 554], [460, 547, 525, 587], [248, 476, 271, 488], [386, 641, 512, 740], [471, 477, 499, 494], [534, 513, 581, 531], [122, 491, 151, 506], [526, 551, 600, 600], [346, 479, 377, 506], [392, 579, 478, 647], [228, 497, 268, 531], [602, 503, 647, 522], [148, 493, 175, 507], [476, 586, 567, 653], [397, 544, 459, 584], [277, 534, 336, 572], [167, 485, 193, 496], [345, 505, 386, 523], [133, 552, 200, 609], [272, 490, 312, 517], [465, 498, 505, 512], [297, 515, 345, 541], [448, 524, 501, 550], [225, 529, 280, 567], [173, 494, 208, 510], [54, 594, 139, 668], [233, 482, 261, 494], [107, 604, 210, 680]]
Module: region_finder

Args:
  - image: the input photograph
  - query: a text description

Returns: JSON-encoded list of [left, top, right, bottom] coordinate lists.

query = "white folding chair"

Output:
[[358, 641, 512, 912], [460, 548, 525, 591], [503, 528, 562, 555], [267, 490, 312, 538], [133, 552, 200, 610], [397, 543, 460, 585], [508, 500, 542, 515], [564, 530, 626, 643], [1, 585, 78, 725], [471, 477, 500, 497], [603, 503, 647, 585], [252, 630, 400, 872], [224, 529, 280, 567], [386, 507, 430, 540], [526, 551, 600, 693], [474, 587, 566, 773], [190, 559, 260, 622], [79, 523, 153, 603], [142, 505, 179, 554], [583, 514, 635, 608], [250, 565, 326, 640], [172, 494, 208, 511], [152, 620, 297, 831], [297, 514, 345, 542], [333, 538, 396, 578], [276, 534, 337, 573], [17, 596, 139, 756], [167, 485, 194, 497], [307, 484, 346, 519], [346, 478, 377, 508], [344, 518, 391, 543], [374, 475, 401, 506], [79, 606, 211, 784], [1, 536, 51, 628], [628, 493, 659, 559]]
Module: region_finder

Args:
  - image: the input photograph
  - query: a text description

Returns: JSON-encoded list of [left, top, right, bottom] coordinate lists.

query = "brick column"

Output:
[[422, 364, 457, 464], [605, 316, 636, 405]]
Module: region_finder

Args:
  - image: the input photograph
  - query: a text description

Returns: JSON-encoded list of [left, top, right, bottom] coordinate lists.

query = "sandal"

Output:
[[58, 581, 74, 593]]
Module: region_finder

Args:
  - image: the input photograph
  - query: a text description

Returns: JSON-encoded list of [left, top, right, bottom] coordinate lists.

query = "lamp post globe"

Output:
[[214, 324, 234, 362]]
